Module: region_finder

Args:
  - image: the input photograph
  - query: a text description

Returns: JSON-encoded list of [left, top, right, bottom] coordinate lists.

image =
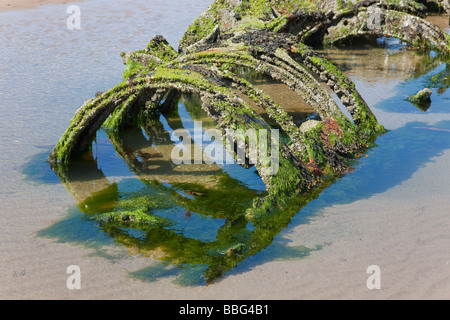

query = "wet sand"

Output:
[[0, 1, 449, 300], [2, 146, 449, 300], [0, 0, 80, 12]]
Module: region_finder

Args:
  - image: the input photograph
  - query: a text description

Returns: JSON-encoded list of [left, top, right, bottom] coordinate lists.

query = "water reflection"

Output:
[[36, 95, 328, 285], [233, 66, 319, 127], [319, 37, 450, 113], [321, 40, 446, 82]]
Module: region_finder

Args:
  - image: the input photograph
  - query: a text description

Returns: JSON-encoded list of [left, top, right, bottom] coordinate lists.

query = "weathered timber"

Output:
[[49, 0, 450, 214]]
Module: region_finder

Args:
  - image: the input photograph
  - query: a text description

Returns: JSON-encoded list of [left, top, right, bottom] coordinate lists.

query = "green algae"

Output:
[[46, 169, 327, 285], [44, 94, 340, 285], [308, 53, 386, 136], [46, 0, 450, 286], [123, 57, 144, 80]]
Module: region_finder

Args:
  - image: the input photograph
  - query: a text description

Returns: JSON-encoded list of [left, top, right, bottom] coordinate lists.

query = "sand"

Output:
[[0, 0, 80, 12], [0, 0, 449, 300]]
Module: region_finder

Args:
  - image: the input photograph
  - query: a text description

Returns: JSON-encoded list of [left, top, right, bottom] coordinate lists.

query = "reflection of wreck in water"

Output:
[[107, 107, 223, 188], [52, 95, 327, 285]]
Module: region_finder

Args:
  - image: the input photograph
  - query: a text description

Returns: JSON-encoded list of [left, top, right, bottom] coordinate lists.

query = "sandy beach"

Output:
[[0, 0, 449, 300]]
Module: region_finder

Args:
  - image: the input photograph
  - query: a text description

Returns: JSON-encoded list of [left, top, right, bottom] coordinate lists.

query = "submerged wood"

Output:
[[48, 0, 450, 214]]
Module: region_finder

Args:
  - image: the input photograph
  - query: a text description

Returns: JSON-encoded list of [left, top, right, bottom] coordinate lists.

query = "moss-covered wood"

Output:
[[49, 0, 450, 212]]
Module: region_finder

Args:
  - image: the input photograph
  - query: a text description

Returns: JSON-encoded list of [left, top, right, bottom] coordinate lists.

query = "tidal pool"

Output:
[[3, 2, 450, 290], [31, 43, 450, 286]]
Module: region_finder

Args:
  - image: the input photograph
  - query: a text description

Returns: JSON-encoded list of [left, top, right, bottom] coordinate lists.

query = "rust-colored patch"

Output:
[[306, 158, 322, 176], [323, 117, 343, 137], [198, 48, 221, 54], [321, 117, 343, 148], [226, 248, 236, 256], [278, 7, 288, 15]]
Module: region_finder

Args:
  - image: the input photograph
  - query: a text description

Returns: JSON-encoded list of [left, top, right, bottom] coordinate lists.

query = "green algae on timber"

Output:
[[39, 103, 340, 285], [41, 58, 383, 284], [427, 63, 450, 95], [50, 9, 390, 205], [49, 0, 450, 204]]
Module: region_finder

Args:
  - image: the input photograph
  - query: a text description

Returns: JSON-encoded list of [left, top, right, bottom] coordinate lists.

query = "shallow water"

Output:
[[320, 38, 450, 109], [0, 0, 213, 197], [1, 2, 450, 291]]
